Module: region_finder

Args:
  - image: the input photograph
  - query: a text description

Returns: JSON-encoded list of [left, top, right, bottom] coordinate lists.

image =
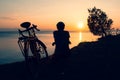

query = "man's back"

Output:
[[53, 30, 70, 46]]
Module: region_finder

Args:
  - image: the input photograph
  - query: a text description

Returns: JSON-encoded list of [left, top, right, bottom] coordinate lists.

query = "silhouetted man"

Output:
[[52, 21, 71, 60]]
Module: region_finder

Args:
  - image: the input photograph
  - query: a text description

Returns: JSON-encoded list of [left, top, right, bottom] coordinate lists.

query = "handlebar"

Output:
[[18, 24, 40, 38], [32, 24, 40, 31], [19, 24, 40, 33]]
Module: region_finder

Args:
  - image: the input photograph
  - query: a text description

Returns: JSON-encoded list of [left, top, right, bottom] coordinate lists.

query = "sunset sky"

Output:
[[0, 0, 120, 31]]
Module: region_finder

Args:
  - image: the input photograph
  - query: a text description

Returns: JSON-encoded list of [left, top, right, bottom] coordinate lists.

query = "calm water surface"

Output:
[[0, 31, 99, 64]]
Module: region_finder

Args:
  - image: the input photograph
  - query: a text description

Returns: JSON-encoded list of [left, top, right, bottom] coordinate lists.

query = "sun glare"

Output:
[[78, 21, 84, 29]]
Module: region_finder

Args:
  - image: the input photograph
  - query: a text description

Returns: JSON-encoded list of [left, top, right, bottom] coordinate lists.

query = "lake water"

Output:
[[0, 31, 99, 64]]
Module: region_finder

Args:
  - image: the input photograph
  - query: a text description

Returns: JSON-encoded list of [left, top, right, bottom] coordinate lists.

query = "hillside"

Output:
[[65, 35, 120, 80]]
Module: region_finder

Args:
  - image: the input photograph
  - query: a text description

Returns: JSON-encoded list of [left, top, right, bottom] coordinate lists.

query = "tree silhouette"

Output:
[[87, 7, 113, 37]]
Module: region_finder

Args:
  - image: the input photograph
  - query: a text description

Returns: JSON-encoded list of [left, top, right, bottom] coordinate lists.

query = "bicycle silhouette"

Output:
[[18, 22, 48, 64]]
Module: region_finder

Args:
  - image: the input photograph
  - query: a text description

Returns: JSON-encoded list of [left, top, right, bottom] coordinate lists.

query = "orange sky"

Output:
[[0, 0, 120, 31]]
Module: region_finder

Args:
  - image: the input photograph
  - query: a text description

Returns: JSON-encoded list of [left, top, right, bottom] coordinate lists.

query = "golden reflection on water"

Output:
[[79, 32, 82, 42], [70, 31, 100, 48]]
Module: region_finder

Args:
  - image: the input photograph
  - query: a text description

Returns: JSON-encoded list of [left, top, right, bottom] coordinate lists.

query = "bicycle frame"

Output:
[[18, 23, 48, 63]]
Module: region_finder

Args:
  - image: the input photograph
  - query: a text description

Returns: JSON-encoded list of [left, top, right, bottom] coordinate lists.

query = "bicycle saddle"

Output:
[[20, 22, 31, 28]]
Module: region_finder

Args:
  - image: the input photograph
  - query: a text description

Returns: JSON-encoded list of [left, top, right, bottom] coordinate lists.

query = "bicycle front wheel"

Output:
[[30, 40, 48, 62], [36, 40, 48, 59]]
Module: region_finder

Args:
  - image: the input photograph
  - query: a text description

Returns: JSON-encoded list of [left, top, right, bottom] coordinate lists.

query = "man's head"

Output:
[[56, 21, 65, 31]]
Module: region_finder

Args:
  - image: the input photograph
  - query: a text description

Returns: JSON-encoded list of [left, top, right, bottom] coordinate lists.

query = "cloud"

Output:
[[0, 17, 16, 20]]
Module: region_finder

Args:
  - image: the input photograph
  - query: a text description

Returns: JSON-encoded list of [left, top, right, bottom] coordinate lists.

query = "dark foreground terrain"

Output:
[[0, 35, 120, 80]]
